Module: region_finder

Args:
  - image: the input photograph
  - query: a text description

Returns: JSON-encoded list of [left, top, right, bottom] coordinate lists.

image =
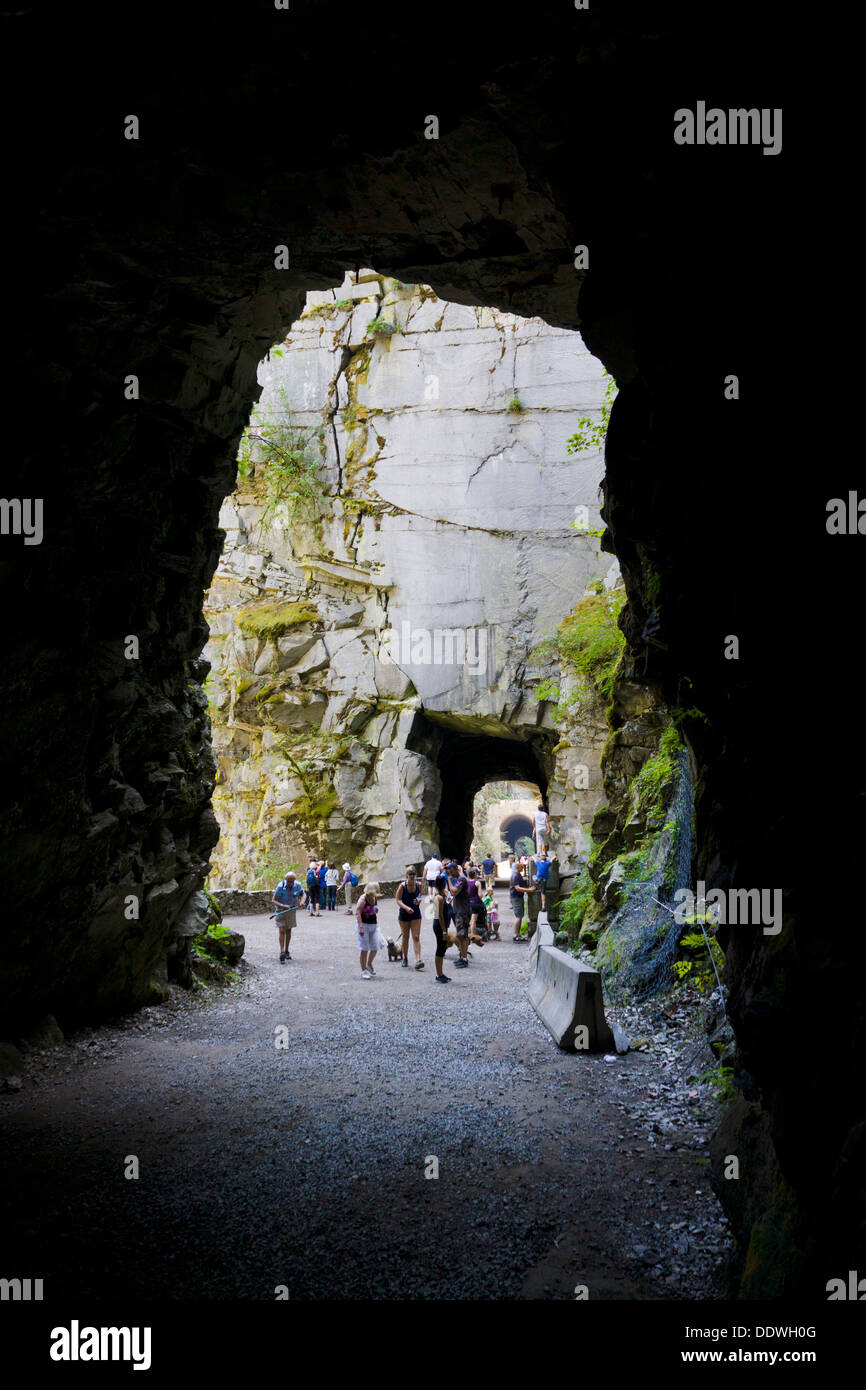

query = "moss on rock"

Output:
[[236, 602, 319, 639]]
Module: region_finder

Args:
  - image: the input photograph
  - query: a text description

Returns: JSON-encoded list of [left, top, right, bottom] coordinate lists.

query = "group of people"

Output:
[[270, 860, 359, 960], [271, 802, 555, 977], [356, 859, 501, 984], [298, 859, 358, 918]]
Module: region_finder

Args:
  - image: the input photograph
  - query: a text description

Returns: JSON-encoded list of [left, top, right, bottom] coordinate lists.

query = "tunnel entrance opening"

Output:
[[203, 270, 613, 890], [499, 814, 534, 855], [406, 713, 552, 864]]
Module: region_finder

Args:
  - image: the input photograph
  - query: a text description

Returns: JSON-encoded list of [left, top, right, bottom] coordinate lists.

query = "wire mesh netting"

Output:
[[599, 747, 694, 1003]]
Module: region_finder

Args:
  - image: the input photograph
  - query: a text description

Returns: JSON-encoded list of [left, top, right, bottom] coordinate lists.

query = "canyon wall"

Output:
[[204, 273, 617, 888]]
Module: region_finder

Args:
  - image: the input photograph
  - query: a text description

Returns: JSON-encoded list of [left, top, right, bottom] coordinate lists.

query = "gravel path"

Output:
[[0, 893, 733, 1300]]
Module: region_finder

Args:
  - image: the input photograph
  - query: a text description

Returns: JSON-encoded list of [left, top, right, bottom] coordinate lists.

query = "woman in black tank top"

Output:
[[396, 866, 424, 971]]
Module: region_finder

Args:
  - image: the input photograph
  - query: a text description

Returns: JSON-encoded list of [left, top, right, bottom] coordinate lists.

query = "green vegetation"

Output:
[[248, 850, 297, 892], [566, 369, 617, 454], [631, 726, 682, 818], [296, 783, 338, 828], [695, 1063, 737, 1104], [366, 317, 402, 338], [560, 872, 595, 943], [671, 705, 710, 727], [673, 919, 725, 995], [303, 301, 337, 319], [532, 588, 627, 722], [506, 395, 524, 414], [194, 921, 231, 956], [236, 386, 327, 522], [236, 601, 319, 640]]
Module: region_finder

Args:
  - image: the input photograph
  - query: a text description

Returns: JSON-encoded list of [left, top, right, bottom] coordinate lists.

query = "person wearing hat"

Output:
[[341, 862, 355, 913], [272, 870, 307, 963]]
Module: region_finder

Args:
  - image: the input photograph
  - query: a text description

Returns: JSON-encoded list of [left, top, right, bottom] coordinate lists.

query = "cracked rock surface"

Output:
[[205, 275, 619, 885]]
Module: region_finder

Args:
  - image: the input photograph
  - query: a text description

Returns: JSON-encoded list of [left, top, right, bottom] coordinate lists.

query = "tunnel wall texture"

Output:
[[2, 2, 861, 1296]]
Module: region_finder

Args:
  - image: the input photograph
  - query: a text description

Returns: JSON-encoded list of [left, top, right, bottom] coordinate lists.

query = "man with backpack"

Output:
[[341, 862, 359, 913], [306, 861, 322, 917], [446, 861, 472, 968], [272, 870, 307, 963]]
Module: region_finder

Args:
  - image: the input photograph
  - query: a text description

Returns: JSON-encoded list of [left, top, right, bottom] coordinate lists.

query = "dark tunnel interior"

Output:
[[406, 715, 551, 859]]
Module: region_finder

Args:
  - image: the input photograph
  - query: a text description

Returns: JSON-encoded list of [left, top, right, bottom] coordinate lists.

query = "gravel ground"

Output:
[[0, 892, 734, 1300]]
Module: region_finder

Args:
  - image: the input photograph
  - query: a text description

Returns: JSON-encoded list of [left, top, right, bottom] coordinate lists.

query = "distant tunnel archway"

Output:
[[499, 813, 533, 853], [406, 713, 552, 860]]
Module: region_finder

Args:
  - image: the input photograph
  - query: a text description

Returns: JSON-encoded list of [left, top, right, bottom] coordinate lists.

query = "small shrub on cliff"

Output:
[[366, 317, 402, 338], [531, 587, 626, 722], [566, 369, 617, 454], [236, 387, 326, 522]]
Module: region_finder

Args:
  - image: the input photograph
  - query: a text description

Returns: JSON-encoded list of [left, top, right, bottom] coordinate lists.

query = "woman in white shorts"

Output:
[[355, 887, 379, 979]]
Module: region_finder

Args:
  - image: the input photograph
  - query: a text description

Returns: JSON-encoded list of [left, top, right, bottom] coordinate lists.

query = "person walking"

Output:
[[396, 865, 425, 970], [325, 861, 339, 910], [272, 870, 307, 963], [431, 873, 451, 983], [509, 856, 535, 942], [355, 886, 380, 979], [317, 858, 328, 907], [423, 851, 443, 898], [481, 852, 496, 891]]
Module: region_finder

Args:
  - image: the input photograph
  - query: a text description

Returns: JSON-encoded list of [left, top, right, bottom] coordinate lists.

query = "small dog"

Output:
[[386, 937, 404, 962], [445, 929, 485, 951]]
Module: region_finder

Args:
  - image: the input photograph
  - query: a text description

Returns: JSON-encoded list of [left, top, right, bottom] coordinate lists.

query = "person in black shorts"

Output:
[[446, 861, 471, 968], [431, 874, 451, 983], [396, 865, 424, 970], [510, 856, 535, 941]]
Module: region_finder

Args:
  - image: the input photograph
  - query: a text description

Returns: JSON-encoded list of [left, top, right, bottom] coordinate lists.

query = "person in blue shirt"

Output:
[[306, 862, 322, 917], [272, 871, 307, 962], [534, 849, 551, 911]]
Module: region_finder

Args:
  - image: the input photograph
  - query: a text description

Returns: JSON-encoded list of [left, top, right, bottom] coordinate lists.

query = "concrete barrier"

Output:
[[528, 914, 554, 969], [529, 944, 616, 1052]]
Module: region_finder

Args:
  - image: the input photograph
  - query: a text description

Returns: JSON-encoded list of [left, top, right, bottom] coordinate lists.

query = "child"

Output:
[[483, 890, 500, 941], [534, 849, 551, 910]]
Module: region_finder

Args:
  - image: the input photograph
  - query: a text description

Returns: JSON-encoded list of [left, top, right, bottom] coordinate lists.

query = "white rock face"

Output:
[[204, 273, 617, 888]]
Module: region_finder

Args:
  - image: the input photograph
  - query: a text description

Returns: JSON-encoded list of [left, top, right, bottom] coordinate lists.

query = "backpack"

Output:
[[306, 869, 316, 888], [349, 872, 359, 887]]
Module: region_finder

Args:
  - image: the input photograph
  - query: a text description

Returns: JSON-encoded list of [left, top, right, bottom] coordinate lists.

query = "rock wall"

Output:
[[8, 6, 861, 1295], [204, 274, 616, 887]]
